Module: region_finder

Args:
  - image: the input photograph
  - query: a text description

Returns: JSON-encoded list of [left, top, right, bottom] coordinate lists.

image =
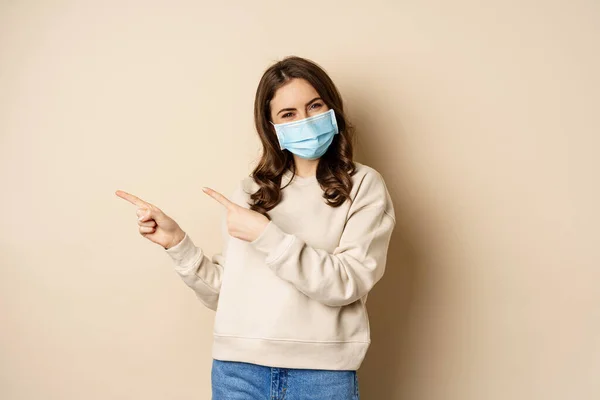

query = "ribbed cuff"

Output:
[[249, 220, 295, 264], [165, 232, 201, 267]]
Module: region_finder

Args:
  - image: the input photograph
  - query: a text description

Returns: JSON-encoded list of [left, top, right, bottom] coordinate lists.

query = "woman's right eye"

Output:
[[282, 112, 293, 118]]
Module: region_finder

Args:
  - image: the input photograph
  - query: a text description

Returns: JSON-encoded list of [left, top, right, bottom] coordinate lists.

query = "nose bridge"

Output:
[[297, 109, 308, 120]]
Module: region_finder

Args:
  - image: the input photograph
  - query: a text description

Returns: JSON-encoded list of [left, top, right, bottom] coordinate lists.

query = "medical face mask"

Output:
[[270, 109, 339, 160]]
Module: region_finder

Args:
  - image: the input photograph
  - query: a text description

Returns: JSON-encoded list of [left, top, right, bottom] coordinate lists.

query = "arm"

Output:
[[248, 171, 396, 307], [164, 185, 239, 311], [164, 226, 228, 311]]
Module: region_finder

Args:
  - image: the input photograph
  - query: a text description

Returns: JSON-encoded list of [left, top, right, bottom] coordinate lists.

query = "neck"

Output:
[[292, 156, 319, 177]]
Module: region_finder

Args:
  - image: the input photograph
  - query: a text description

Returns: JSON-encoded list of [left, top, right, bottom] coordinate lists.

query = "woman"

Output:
[[116, 56, 396, 400]]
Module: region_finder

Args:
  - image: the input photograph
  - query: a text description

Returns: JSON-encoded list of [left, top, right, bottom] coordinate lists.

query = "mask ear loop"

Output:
[[269, 120, 285, 150], [329, 109, 339, 134]]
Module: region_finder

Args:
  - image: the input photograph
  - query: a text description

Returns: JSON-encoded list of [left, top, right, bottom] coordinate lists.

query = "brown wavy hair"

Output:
[[249, 56, 356, 218]]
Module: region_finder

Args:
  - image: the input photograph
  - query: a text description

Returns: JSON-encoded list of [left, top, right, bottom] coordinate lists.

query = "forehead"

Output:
[[270, 78, 320, 109]]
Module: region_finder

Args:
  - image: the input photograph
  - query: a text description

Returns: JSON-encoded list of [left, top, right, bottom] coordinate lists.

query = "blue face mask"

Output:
[[270, 109, 339, 160]]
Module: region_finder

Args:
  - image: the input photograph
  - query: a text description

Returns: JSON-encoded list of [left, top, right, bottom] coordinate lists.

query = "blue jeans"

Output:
[[211, 359, 360, 400]]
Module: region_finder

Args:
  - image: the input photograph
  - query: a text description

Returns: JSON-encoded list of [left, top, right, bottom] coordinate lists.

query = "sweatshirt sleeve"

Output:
[[164, 186, 237, 311], [248, 170, 396, 307]]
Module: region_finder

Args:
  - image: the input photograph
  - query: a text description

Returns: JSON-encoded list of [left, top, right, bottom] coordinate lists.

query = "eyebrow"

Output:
[[276, 97, 323, 116]]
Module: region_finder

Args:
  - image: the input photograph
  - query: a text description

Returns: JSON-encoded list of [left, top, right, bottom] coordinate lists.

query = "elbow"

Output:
[[319, 264, 385, 307], [320, 294, 364, 307], [195, 292, 219, 311], [317, 282, 373, 307]]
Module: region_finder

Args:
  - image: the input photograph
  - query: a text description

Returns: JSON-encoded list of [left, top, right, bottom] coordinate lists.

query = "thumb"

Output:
[[137, 205, 164, 222]]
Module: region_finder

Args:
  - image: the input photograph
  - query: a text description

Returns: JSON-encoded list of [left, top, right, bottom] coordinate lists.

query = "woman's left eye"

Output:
[[310, 103, 323, 109]]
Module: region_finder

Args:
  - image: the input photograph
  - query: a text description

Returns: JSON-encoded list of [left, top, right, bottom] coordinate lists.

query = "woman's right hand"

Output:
[[115, 190, 186, 249]]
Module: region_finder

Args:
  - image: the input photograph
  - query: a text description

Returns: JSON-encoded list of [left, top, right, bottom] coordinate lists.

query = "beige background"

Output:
[[1, 1, 598, 399]]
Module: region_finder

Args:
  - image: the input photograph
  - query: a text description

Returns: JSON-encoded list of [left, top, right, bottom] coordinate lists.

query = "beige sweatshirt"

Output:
[[164, 161, 396, 370]]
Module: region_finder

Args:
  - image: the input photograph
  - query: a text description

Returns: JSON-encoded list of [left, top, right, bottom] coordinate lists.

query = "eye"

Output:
[[282, 112, 293, 119], [310, 103, 323, 110]]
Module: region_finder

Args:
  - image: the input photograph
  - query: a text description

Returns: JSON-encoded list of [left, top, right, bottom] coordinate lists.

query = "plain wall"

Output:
[[1, 1, 598, 399]]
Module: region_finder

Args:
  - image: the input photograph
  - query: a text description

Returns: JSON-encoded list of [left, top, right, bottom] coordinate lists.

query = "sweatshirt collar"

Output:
[[282, 169, 318, 186]]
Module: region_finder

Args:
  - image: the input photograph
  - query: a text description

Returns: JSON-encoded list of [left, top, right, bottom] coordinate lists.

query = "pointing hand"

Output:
[[115, 190, 186, 249], [202, 187, 270, 242]]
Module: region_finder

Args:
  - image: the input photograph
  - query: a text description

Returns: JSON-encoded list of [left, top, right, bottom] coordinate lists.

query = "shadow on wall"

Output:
[[348, 88, 433, 399], [357, 208, 418, 400]]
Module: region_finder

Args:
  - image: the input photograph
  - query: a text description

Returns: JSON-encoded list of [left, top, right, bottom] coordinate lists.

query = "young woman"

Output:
[[116, 56, 396, 400]]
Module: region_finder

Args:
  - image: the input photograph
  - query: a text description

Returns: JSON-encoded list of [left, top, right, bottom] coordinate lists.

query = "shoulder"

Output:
[[227, 174, 258, 209], [240, 174, 259, 194], [349, 162, 396, 221], [350, 161, 389, 195]]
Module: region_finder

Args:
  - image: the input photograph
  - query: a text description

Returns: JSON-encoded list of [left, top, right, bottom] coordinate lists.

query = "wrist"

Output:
[[165, 230, 186, 250]]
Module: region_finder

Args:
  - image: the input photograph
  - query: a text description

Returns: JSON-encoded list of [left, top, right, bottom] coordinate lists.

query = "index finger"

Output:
[[202, 187, 235, 209], [115, 190, 150, 208]]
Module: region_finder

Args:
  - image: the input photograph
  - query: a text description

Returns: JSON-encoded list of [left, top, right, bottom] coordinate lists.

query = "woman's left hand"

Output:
[[202, 186, 270, 242]]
